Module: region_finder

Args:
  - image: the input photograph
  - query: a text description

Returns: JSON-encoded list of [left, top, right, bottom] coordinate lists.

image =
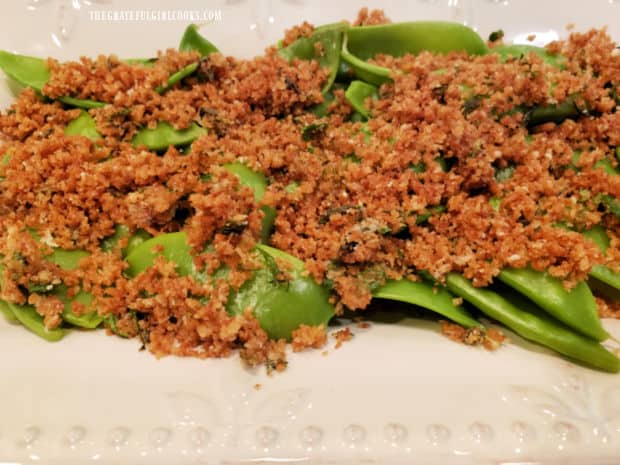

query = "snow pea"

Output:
[[489, 44, 565, 68], [125, 231, 199, 279], [278, 22, 346, 94], [446, 273, 619, 373], [7, 302, 66, 341], [132, 121, 207, 151], [498, 267, 609, 341], [233, 245, 334, 340], [45, 248, 103, 328], [55, 284, 102, 329], [341, 21, 487, 86], [179, 24, 219, 56], [24, 230, 101, 329], [64, 104, 204, 150], [1, 256, 67, 339], [373, 279, 480, 328], [101, 224, 152, 256], [0, 50, 105, 109], [157, 22, 220, 93], [344, 80, 378, 118], [65, 111, 101, 141], [125, 233, 335, 340], [583, 225, 620, 292], [222, 163, 276, 243], [0, 299, 18, 324], [159, 21, 220, 93]]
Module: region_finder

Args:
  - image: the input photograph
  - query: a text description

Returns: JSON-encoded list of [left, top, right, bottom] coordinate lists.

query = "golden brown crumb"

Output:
[[440, 320, 467, 343], [483, 327, 506, 351], [441, 320, 505, 350], [353, 8, 391, 26], [333, 327, 353, 349], [596, 296, 620, 318], [281, 21, 315, 47], [291, 324, 327, 352]]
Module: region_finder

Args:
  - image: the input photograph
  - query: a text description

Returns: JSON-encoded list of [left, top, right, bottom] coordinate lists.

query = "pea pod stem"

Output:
[[446, 274, 620, 373]]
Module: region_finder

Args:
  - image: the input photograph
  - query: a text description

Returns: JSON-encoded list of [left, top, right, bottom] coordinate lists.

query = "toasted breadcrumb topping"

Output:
[[0, 11, 618, 369]]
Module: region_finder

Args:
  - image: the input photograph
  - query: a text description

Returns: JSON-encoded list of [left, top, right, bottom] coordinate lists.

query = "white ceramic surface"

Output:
[[1, 1, 620, 464]]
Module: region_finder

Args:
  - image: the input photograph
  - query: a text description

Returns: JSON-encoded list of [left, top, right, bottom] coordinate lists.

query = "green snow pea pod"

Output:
[[125, 231, 199, 279], [278, 22, 346, 94], [0, 51, 105, 109], [25, 231, 100, 329], [7, 302, 66, 341], [101, 224, 152, 256], [0, 51, 50, 91], [155, 25, 219, 93], [179, 24, 219, 56], [583, 225, 620, 293], [446, 273, 619, 373], [248, 244, 335, 340], [498, 267, 609, 341], [46, 248, 88, 271], [44, 248, 102, 328], [0, 299, 18, 324], [55, 284, 102, 329], [341, 35, 391, 87], [65, 105, 204, 151], [373, 279, 480, 328], [65, 111, 101, 141], [1, 260, 65, 340], [341, 21, 487, 86], [132, 121, 207, 151], [489, 44, 565, 68], [126, 233, 335, 340], [344, 80, 378, 118], [222, 163, 276, 243]]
